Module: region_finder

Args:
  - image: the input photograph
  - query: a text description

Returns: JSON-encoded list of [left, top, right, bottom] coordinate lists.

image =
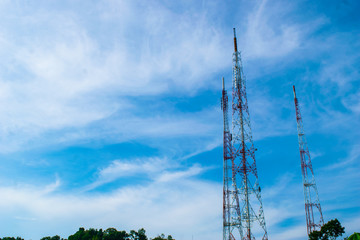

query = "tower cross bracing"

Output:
[[222, 28, 268, 240]]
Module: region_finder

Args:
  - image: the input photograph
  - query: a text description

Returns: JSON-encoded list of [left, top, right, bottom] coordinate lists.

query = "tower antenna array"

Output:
[[222, 28, 268, 240], [292, 85, 324, 235]]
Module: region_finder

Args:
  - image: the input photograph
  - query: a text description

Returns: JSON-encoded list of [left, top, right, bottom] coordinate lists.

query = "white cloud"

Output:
[[0, 0, 351, 154], [54, 106, 222, 156], [84, 157, 169, 191], [0, 0, 229, 153], [0, 156, 357, 240], [342, 91, 360, 114], [343, 216, 360, 237], [157, 165, 204, 182], [316, 146, 360, 214], [85, 156, 209, 191], [0, 0, 336, 155], [242, 0, 300, 59], [270, 225, 307, 240], [323, 144, 360, 170], [0, 169, 221, 240], [179, 138, 222, 161]]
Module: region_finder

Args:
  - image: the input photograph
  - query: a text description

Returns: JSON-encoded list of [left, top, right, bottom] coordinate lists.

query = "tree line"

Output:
[[2, 220, 358, 240], [0, 228, 174, 240]]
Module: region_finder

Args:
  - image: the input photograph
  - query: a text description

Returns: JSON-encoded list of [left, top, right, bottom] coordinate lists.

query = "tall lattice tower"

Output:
[[222, 76, 234, 240], [222, 28, 268, 240], [292, 85, 324, 235]]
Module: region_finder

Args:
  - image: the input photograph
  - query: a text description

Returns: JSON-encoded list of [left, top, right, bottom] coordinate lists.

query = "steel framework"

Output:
[[222, 76, 235, 240], [292, 85, 324, 235], [222, 28, 268, 240]]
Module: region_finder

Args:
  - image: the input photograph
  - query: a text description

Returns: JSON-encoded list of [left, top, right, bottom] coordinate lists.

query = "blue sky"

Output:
[[0, 0, 359, 239]]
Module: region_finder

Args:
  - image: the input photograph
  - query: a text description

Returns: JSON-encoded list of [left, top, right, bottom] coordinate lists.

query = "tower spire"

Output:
[[233, 28, 238, 53], [292, 85, 324, 235], [222, 28, 268, 240]]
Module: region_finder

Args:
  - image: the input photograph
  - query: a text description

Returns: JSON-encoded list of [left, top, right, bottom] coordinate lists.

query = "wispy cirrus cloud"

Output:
[[0, 164, 221, 240], [157, 165, 205, 183], [83, 157, 168, 191], [84, 156, 209, 191], [0, 0, 228, 153], [242, 0, 301, 59]]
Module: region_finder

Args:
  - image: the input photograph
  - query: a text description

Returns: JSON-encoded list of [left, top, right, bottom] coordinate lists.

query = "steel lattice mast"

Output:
[[292, 85, 324, 236], [222, 76, 237, 240], [222, 28, 268, 240]]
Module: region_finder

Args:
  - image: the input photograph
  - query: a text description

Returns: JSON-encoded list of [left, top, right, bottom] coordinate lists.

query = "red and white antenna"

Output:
[[222, 76, 236, 240], [293, 85, 324, 235], [222, 28, 268, 240]]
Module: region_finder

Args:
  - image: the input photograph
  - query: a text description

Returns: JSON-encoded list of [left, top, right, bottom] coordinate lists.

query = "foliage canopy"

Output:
[[309, 219, 345, 240], [1, 227, 174, 240]]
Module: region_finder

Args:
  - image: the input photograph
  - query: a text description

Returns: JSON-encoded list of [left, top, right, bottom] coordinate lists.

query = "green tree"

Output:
[[1, 237, 24, 240], [41, 235, 61, 240], [97, 229, 104, 240], [347, 233, 360, 240], [151, 234, 174, 240], [152, 234, 165, 240], [137, 228, 147, 240], [83, 228, 98, 240], [309, 219, 345, 240], [68, 227, 88, 240], [103, 227, 128, 240], [129, 230, 138, 240], [68, 227, 133, 240]]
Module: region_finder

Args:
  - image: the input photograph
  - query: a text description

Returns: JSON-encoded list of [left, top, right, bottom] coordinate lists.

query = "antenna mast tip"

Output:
[[233, 28, 238, 52], [293, 85, 297, 98]]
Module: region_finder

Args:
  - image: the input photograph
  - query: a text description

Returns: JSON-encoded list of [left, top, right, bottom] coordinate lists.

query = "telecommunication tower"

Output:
[[222, 28, 268, 240], [222, 76, 234, 240], [292, 85, 324, 235]]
